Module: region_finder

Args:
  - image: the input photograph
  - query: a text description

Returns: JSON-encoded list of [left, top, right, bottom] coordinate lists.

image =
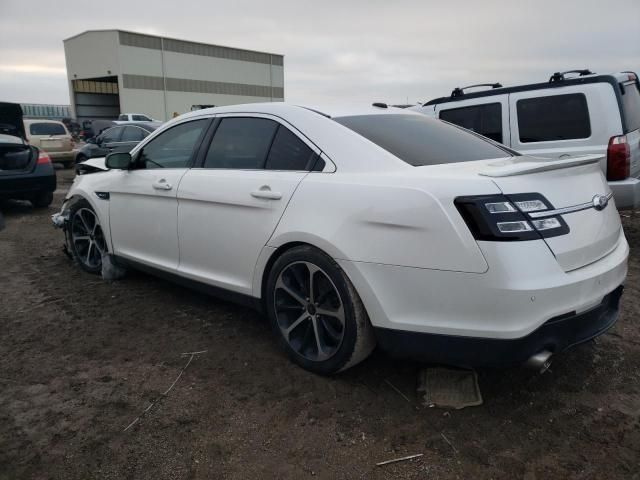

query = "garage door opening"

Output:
[[72, 76, 120, 122]]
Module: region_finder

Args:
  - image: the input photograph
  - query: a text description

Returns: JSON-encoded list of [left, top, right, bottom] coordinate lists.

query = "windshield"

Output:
[[334, 114, 514, 166]]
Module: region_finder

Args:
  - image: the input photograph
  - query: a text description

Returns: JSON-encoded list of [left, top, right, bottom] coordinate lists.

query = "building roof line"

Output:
[[63, 29, 285, 58]]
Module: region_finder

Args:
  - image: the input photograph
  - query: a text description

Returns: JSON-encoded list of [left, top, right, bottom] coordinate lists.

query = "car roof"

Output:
[[176, 102, 422, 122], [422, 71, 638, 107]]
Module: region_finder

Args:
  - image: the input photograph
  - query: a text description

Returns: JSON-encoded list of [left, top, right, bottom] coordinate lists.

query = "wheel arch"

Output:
[[62, 191, 112, 252]]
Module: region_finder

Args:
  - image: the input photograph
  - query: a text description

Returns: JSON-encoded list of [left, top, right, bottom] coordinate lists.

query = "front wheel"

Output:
[[67, 199, 107, 274], [265, 246, 375, 375]]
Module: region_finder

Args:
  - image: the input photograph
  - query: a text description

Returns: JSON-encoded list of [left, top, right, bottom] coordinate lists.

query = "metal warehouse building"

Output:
[[63, 30, 284, 122]]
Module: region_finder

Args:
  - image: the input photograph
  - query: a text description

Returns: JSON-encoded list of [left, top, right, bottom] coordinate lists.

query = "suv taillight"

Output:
[[455, 193, 569, 241], [37, 150, 51, 165], [607, 135, 630, 181]]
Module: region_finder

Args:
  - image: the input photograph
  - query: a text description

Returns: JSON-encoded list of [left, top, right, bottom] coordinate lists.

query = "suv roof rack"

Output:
[[451, 83, 502, 98], [549, 69, 594, 83]]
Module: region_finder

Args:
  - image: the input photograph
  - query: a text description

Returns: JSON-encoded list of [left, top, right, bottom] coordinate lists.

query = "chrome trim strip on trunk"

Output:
[[528, 192, 613, 219]]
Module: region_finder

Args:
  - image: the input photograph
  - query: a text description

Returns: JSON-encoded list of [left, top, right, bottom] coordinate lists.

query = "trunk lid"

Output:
[[0, 102, 26, 140], [26, 121, 72, 153], [0, 134, 37, 176], [481, 155, 621, 271]]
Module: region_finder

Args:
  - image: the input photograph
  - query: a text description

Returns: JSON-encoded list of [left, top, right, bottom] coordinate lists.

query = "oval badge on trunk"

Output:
[[592, 194, 610, 211]]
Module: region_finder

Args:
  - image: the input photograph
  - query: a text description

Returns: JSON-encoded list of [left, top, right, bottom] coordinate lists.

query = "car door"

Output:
[[435, 95, 509, 146], [108, 118, 211, 271], [177, 115, 319, 294]]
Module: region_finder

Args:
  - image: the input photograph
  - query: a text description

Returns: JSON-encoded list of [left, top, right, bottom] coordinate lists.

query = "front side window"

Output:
[[335, 114, 513, 166], [440, 103, 503, 143], [121, 126, 144, 142], [29, 123, 66, 136], [265, 126, 316, 170], [204, 117, 278, 169], [517, 93, 591, 143], [137, 119, 208, 169]]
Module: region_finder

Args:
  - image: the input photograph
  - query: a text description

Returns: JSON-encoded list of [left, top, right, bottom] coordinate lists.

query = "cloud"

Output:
[[0, 0, 638, 106]]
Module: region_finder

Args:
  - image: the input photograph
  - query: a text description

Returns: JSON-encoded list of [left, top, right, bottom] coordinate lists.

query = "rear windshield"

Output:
[[334, 114, 513, 166], [621, 81, 640, 133], [29, 123, 66, 136]]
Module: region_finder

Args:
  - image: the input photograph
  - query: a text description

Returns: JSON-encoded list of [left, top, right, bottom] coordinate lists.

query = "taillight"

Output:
[[455, 193, 569, 241], [37, 150, 51, 165], [607, 135, 630, 181]]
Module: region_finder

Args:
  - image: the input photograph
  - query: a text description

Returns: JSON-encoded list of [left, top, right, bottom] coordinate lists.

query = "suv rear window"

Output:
[[621, 81, 640, 133], [334, 114, 513, 166], [440, 103, 503, 143], [517, 93, 591, 143], [29, 123, 66, 136]]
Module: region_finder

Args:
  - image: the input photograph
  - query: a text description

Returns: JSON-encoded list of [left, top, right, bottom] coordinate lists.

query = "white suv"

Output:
[[411, 70, 640, 209], [114, 113, 158, 123]]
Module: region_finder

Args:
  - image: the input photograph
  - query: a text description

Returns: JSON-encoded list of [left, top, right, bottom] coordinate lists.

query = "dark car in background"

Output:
[[75, 122, 160, 163], [0, 102, 56, 208]]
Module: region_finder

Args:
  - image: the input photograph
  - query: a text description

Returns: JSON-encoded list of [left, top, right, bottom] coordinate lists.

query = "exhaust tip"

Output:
[[525, 350, 553, 373]]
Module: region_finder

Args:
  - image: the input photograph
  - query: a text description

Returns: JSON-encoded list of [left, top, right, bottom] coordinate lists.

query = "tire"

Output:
[[265, 245, 376, 375], [67, 198, 107, 274], [31, 191, 53, 208]]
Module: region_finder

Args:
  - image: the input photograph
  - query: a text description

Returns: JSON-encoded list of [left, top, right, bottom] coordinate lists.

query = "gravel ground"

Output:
[[1, 167, 639, 479]]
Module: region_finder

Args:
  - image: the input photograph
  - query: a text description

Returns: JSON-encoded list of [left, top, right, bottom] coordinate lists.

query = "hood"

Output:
[[0, 102, 26, 140], [76, 156, 109, 175]]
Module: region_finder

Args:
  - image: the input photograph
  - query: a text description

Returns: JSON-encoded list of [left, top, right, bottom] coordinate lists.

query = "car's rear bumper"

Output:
[[0, 165, 56, 198], [338, 229, 627, 338], [609, 177, 640, 209], [374, 285, 623, 368]]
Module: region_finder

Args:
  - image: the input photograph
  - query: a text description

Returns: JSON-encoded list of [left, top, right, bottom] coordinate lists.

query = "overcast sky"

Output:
[[1, 0, 638, 107]]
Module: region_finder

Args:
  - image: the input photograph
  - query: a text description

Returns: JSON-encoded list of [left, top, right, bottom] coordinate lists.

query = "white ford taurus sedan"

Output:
[[53, 103, 628, 374]]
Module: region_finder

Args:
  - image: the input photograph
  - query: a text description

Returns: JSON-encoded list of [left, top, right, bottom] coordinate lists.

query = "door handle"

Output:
[[152, 179, 173, 191], [251, 186, 282, 200]]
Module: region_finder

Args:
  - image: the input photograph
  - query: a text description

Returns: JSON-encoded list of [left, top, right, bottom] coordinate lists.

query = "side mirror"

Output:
[[105, 152, 132, 170]]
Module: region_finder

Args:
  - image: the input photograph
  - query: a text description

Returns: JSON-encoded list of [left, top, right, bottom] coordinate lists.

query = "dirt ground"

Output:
[[1, 167, 639, 480]]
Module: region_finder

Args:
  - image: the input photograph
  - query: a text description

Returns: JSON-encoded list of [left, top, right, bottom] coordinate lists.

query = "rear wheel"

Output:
[[31, 191, 53, 208], [265, 245, 375, 374], [68, 199, 107, 274]]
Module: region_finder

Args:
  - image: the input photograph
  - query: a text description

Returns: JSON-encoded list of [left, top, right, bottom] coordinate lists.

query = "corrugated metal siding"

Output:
[[119, 31, 162, 50], [118, 31, 284, 66], [123, 74, 284, 98]]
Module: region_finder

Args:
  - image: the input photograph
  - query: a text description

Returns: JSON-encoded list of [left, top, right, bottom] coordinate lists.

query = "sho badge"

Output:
[[592, 194, 610, 211]]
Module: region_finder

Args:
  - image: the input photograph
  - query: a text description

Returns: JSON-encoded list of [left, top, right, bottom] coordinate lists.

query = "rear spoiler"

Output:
[[479, 155, 602, 178]]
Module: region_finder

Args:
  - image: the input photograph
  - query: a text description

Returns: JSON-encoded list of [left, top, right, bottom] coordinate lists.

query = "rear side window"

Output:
[[121, 126, 145, 142], [265, 126, 316, 170], [204, 118, 278, 169], [517, 94, 591, 143], [100, 127, 123, 143], [621, 81, 640, 133], [29, 123, 66, 136], [335, 114, 513, 166], [440, 103, 503, 143], [118, 114, 127, 121], [132, 114, 150, 121]]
